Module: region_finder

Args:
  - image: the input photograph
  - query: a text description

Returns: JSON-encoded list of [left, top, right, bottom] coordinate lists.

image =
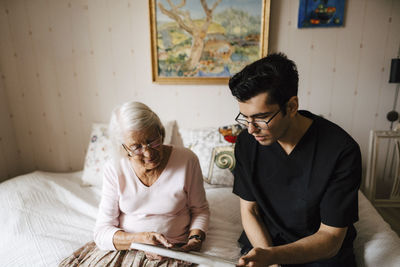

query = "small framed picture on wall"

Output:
[[298, 0, 345, 28]]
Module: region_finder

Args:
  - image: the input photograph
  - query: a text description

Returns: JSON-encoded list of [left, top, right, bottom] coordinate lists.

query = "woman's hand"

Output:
[[113, 230, 172, 250], [138, 232, 173, 248], [179, 229, 205, 252], [137, 232, 173, 260], [137, 232, 172, 260], [180, 238, 202, 252]]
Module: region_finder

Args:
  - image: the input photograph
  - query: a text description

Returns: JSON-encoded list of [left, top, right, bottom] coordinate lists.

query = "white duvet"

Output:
[[0, 171, 241, 266], [0, 171, 399, 267]]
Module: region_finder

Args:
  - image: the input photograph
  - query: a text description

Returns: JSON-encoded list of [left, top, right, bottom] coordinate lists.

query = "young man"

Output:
[[229, 53, 361, 267]]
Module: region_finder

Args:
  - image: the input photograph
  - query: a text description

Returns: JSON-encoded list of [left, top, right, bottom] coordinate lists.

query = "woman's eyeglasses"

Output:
[[122, 137, 162, 156]]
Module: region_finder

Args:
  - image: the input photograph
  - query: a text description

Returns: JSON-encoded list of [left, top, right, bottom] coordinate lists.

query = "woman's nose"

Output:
[[142, 146, 152, 157]]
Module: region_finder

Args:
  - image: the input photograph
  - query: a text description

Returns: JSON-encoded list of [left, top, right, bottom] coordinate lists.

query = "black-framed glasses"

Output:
[[235, 110, 281, 130], [122, 136, 162, 156]]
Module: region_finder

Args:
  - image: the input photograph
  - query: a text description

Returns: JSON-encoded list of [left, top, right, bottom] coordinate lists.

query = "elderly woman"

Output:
[[60, 101, 209, 266]]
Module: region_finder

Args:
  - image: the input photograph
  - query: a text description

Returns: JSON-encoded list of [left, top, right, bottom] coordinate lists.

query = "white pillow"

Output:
[[179, 125, 242, 187], [81, 121, 176, 187]]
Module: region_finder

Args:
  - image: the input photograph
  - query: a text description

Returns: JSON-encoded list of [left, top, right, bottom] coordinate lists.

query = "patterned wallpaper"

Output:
[[0, 0, 399, 181], [0, 73, 19, 181]]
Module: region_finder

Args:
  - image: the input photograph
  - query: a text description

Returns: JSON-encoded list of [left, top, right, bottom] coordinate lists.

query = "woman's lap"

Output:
[[59, 241, 193, 267]]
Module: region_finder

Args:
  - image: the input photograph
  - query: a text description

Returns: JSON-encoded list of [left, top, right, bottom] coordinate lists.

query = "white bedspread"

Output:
[[0, 171, 241, 267], [354, 192, 400, 266], [0, 171, 99, 266], [0, 171, 399, 266]]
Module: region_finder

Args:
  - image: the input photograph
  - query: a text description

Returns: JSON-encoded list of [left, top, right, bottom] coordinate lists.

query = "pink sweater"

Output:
[[93, 146, 210, 250]]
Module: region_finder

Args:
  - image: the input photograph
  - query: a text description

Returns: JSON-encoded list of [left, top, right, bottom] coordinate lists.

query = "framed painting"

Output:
[[149, 0, 271, 84], [298, 0, 345, 28]]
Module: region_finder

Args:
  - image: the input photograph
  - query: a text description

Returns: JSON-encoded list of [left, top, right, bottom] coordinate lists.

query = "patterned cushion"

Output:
[[81, 121, 176, 187], [179, 124, 243, 186], [81, 123, 110, 187]]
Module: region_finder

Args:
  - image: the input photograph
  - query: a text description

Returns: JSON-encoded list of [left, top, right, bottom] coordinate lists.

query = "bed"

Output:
[[1, 123, 400, 266]]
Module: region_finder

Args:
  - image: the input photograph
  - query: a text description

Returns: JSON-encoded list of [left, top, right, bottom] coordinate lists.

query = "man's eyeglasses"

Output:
[[235, 110, 281, 130], [122, 136, 162, 156]]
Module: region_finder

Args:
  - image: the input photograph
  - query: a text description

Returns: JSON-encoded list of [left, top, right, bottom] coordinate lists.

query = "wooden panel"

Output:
[[70, 0, 97, 155], [107, 1, 136, 104], [352, 0, 394, 158], [25, 0, 64, 170], [4, 0, 44, 171], [307, 28, 337, 117], [375, 0, 400, 131], [0, 76, 20, 181], [46, 0, 86, 170], [87, 0, 118, 120], [0, 0, 31, 176]]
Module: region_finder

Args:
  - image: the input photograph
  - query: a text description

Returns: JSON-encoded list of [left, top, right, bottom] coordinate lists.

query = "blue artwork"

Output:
[[298, 0, 345, 28]]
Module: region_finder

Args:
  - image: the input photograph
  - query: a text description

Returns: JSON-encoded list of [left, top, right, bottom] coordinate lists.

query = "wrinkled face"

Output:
[[238, 92, 291, 146], [123, 126, 163, 170]]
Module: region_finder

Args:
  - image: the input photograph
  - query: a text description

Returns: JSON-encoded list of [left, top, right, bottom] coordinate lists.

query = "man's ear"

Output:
[[286, 96, 298, 117]]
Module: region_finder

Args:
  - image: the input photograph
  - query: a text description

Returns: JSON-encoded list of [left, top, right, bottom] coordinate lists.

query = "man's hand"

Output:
[[237, 247, 277, 267]]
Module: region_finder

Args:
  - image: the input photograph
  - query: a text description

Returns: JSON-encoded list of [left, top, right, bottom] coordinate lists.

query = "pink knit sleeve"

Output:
[[93, 163, 122, 250], [186, 155, 210, 233]]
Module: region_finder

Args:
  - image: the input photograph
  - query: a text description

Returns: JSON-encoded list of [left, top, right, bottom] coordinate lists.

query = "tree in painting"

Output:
[[158, 0, 222, 69], [155, 0, 263, 78]]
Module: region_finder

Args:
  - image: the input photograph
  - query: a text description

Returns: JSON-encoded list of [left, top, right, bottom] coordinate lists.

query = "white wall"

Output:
[[0, 0, 399, 180], [270, 0, 400, 159]]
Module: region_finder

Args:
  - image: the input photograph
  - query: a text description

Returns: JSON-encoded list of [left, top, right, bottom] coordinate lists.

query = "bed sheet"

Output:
[[1, 171, 400, 267], [0, 171, 241, 267], [354, 191, 400, 267]]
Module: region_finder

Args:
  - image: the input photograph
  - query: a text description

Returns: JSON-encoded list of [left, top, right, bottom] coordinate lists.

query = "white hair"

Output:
[[108, 101, 165, 162]]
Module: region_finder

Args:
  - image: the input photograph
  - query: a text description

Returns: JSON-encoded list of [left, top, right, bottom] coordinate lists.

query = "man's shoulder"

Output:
[[236, 130, 257, 153], [235, 129, 257, 163], [237, 129, 255, 145], [301, 110, 359, 150]]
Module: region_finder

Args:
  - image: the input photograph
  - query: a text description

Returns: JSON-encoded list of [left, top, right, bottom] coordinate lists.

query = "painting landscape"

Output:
[[150, 0, 268, 81]]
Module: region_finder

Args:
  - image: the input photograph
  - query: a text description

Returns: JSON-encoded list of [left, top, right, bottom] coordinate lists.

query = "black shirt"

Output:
[[233, 110, 361, 266]]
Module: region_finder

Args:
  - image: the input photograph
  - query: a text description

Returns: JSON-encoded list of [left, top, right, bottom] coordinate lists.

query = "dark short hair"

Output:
[[228, 53, 298, 113]]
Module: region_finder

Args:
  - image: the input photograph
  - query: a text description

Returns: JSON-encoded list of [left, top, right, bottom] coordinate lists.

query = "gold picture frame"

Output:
[[149, 0, 271, 84]]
